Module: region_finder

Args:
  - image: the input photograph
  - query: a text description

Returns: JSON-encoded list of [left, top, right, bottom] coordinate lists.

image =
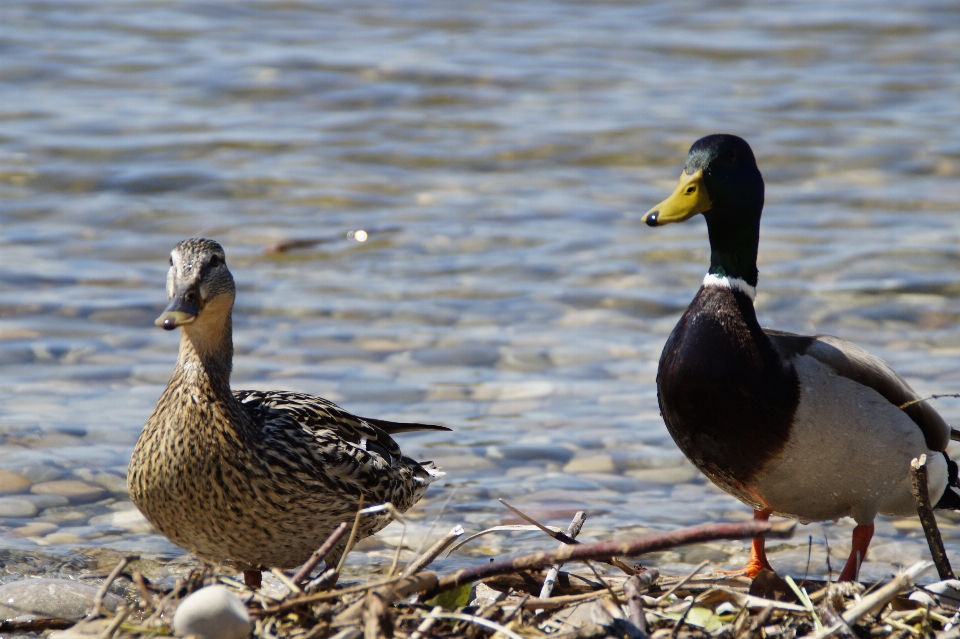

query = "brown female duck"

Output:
[[129, 238, 447, 587]]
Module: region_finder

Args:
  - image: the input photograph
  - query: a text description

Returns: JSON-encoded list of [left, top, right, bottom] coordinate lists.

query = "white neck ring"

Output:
[[703, 273, 757, 301]]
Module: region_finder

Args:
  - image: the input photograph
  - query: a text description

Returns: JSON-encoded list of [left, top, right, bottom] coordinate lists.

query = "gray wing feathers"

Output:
[[765, 329, 950, 451]]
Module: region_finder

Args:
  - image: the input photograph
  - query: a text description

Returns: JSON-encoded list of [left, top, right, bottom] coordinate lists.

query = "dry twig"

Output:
[[911, 455, 955, 580], [808, 561, 933, 639], [539, 511, 588, 602], [402, 525, 465, 577], [428, 520, 794, 597], [87, 555, 137, 620], [624, 574, 649, 632], [292, 522, 349, 586]]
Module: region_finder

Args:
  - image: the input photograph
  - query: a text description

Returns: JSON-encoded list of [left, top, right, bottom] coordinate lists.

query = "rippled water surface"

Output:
[[3, 1, 960, 583]]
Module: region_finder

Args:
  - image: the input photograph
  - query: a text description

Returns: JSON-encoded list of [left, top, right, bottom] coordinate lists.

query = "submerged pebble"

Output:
[[563, 454, 616, 474], [0, 497, 38, 518], [21, 494, 71, 509], [486, 444, 575, 463], [89, 508, 153, 533], [31, 480, 108, 504], [74, 469, 127, 493], [0, 470, 32, 494], [18, 464, 66, 484], [36, 508, 91, 524], [0, 577, 119, 620], [626, 466, 699, 484], [38, 531, 86, 545], [430, 454, 495, 470], [9, 521, 59, 538], [173, 585, 252, 639]]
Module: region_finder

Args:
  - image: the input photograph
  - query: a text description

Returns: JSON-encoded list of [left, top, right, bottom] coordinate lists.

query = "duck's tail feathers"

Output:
[[417, 461, 446, 484], [364, 417, 452, 435], [935, 453, 960, 511]]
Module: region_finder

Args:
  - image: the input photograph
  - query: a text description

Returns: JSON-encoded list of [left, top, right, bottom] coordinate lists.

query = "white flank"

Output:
[[702, 273, 756, 300]]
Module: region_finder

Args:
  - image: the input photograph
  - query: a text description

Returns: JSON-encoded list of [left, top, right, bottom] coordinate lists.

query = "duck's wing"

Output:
[[765, 328, 950, 451], [233, 389, 412, 461]]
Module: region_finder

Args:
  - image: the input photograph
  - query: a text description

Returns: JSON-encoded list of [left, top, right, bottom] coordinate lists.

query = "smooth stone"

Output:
[[535, 472, 600, 491], [562, 454, 616, 474], [578, 472, 641, 492], [31, 480, 107, 504], [415, 346, 499, 368], [0, 578, 119, 620], [497, 349, 552, 371], [0, 497, 38, 517], [173, 585, 252, 639], [676, 545, 730, 564], [17, 463, 66, 484], [504, 466, 540, 478], [430, 455, 495, 470], [487, 399, 540, 415], [919, 579, 960, 605], [37, 508, 89, 524], [21, 493, 71, 509], [39, 531, 86, 544], [486, 444, 575, 464], [626, 466, 700, 484], [891, 518, 925, 531], [21, 433, 84, 450], [470, 582, 501, 607], [9, 521, 59, 538], [0, 469, 33, 494], [89, 508, 153, 533], [926, 579, 960, 595], [470, 381, 554, 401], [909, 590, 936, 606], [73, 469, 127, 493]]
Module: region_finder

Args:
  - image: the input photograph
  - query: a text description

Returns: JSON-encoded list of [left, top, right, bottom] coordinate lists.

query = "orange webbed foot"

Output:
[[837, 524, 874, 582], [744, 510, 774, 578]]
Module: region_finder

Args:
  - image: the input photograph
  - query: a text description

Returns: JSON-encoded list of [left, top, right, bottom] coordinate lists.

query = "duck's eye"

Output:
[[729, 152, 738, 163], [169, 256, 174, 266], [208, 255, 221, 268], [685, 185, 696, 194]]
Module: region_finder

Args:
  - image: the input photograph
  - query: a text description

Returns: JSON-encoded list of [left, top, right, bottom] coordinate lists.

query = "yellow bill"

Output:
[[642, 169, 712, 226]]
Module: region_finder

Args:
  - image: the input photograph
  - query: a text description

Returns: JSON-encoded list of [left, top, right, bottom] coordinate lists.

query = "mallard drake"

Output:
[[642, 134, 960, 581], [128, 238, 448, 588]]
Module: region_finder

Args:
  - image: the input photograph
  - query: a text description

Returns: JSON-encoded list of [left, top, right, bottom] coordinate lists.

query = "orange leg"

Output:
[[243, 569, 262, 589], [838, 524, 874, 582], [744, 509, 774, 578]]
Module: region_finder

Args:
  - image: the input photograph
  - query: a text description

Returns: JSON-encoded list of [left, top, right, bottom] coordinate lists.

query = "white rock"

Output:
[[921, 579, 960, 605], [909, 590, 936, 606], [173, 585, 251, 639]]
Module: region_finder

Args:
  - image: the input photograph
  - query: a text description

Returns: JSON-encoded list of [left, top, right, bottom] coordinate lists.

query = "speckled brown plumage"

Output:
[[128, 239, 446, 575]]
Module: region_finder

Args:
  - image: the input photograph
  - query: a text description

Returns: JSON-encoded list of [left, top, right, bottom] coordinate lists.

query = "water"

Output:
[[2, 1, 960, 584]]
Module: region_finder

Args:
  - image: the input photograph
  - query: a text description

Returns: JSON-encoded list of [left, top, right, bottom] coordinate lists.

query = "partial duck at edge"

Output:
[[642, 134, 960, 581]]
